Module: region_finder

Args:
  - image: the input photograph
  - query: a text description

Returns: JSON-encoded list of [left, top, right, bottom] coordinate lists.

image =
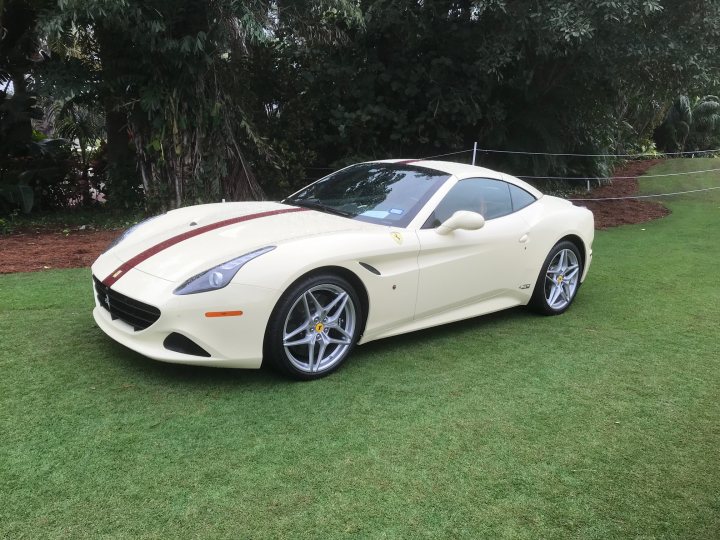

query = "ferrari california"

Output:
[[91, 159, 594, 379]]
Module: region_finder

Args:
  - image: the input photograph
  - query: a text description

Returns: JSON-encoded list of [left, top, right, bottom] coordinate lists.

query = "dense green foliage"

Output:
[[2, 160, 720, 537], [283, 0, 720, 181], [655, 94, 720, 152], [2, 0, 720, 209]]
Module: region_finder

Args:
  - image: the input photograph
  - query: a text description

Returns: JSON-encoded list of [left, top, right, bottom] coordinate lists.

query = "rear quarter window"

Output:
[[509, 184, 537, 211]]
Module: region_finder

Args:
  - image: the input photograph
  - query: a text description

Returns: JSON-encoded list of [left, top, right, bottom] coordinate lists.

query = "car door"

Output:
[[414, 178, 533, 320]]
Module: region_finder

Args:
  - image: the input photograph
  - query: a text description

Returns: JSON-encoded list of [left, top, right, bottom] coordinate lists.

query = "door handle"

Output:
[[519, 234, 529, 243]]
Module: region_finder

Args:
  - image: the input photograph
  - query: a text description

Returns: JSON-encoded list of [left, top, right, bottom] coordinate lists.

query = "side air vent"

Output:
[[359, 262, 381, 275]]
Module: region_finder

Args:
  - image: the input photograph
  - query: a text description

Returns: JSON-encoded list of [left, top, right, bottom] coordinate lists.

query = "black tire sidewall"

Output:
[[264, 273, 362, 380], [529, 240, 583, 316]]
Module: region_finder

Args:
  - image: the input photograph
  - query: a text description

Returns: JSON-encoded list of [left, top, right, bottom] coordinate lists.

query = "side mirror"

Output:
[[435, 210, 485, 235]]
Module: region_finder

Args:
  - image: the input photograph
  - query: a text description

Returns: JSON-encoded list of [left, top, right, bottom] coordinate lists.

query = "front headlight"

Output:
[[106, 215, 163, 252], [173, 246, 276, 295]]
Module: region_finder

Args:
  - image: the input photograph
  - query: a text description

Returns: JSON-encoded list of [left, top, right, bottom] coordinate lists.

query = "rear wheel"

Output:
[[529, 241, 583, 315], [265, 274, 362, 380]]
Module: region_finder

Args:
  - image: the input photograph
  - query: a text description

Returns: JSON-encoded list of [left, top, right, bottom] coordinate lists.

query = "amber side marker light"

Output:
[[205, 311, 244, 318]]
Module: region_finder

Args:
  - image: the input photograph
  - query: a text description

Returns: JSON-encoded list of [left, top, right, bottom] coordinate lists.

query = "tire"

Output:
[[529, 240, 583, 316], [265, 273, 362, 380]]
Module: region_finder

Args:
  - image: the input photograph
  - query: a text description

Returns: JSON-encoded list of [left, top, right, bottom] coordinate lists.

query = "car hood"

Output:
[[106, 201, 379, 282]]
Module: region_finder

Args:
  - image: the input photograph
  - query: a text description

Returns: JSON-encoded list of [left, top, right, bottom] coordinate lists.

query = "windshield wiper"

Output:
[[288, 200, 354, 218]]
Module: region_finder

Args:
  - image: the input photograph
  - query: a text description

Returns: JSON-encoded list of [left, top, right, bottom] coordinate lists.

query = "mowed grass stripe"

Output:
[[1, 158, 718, 538]]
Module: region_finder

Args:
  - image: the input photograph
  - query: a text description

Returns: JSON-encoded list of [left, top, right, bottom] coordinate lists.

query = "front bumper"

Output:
[[91, 267, 279, 369]]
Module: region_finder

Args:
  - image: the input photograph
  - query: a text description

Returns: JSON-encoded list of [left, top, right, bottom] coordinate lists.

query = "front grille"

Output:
[[93, 276, 161, 331]]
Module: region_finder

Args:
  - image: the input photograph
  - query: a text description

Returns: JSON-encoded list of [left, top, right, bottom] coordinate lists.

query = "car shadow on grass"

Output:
[[100, 339, 282, 387], [96, 305, 537, 386], [350, 306, 535, 362]]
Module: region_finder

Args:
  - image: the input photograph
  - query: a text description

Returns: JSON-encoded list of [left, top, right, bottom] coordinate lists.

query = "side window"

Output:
[[423, 178, 513, 228], [509, 184, 537, 211]]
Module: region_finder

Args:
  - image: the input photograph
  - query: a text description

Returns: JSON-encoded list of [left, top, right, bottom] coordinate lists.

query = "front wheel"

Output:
[[529, 241, 583, 315], [265, 274, 362, 380]]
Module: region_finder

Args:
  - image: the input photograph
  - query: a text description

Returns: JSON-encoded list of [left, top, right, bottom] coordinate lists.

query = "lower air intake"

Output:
[[163, 333, 211, 357]]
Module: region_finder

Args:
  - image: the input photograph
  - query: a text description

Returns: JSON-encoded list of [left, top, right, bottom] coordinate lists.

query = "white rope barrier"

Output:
[[519, 167, 720, 181], [569, 186, 720, 201], [477, 147, 720, 158]]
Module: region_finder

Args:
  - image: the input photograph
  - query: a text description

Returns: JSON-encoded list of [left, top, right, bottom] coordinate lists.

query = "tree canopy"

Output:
[[1, 0, 719, 211]]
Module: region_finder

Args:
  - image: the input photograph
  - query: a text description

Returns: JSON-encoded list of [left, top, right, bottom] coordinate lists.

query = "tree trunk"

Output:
[[1, 0, 37, 151], [104, 104, 132, 171], [95, 22, 142, 205], [4, 71, 33, 150]]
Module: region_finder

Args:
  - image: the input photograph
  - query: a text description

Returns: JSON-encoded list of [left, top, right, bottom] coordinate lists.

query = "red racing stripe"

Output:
[[394, 159, 420, 164], [102, 207, 308, 287]]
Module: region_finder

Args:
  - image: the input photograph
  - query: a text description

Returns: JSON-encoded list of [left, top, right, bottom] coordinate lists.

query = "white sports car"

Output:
[[92, 160, 594, 379]]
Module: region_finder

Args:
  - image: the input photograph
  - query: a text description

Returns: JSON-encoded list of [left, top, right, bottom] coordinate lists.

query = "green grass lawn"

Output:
[[1, 159, 719, 539]]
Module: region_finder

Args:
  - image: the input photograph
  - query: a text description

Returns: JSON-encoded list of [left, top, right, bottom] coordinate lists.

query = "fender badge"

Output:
[[112, 270, 123, 278], [391, 232, 403, 244]]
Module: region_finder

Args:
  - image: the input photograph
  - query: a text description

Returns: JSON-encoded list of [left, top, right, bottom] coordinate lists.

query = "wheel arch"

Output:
[[263, 265, 370, 349], [301, 266, 369, 334], [528, 235, 585, 315], [557, 234, 587, 269]]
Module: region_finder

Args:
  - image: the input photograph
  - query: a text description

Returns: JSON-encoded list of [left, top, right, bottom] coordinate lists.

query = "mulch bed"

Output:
[[0, 229, 120, 274], [575, 159, 670, 229], [0, 161, 672, 274]]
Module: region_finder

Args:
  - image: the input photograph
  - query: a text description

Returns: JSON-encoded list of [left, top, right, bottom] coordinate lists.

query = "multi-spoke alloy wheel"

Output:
[[266, 274, 362, 379], [544, 248, 580, 310], [530, 241, 583, 315]]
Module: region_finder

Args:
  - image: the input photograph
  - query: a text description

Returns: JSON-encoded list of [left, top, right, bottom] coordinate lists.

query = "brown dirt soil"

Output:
[[574, 159, 671, 229], [0, 161, 672, 274], [0, 229, 120, 274]]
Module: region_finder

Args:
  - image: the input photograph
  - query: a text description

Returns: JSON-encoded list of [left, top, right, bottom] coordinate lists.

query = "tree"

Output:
[[689, 96, 720, 150], [279, 0, 720, 185], [655, 95, 720, 152], [13, 0, 720, 212], [38, 0, 362, 209], [1, 0, 41, 152]]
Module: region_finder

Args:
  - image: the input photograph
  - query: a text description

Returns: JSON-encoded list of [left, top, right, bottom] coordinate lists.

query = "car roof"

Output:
[[371, 159, 543, 198]]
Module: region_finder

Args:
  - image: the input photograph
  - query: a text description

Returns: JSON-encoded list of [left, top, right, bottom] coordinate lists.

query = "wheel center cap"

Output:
[[557, 275, 564, 284], [315, 322, 325, 333]]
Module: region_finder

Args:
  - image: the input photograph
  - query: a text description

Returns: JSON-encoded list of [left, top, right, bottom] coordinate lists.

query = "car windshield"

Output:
[[283, 163, 450, 227]]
